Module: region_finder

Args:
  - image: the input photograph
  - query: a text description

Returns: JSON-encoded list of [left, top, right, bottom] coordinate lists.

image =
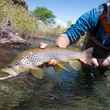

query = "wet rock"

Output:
[[0, 31, 26, 44], [0, 20, 27, 44]]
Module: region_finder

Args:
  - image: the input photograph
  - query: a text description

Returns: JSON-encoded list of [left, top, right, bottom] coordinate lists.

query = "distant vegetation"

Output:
[[32, 6, 66, 37], [32, 7, 56, 24], [0, 0, 67, 39], [0, 0, 37, 37]]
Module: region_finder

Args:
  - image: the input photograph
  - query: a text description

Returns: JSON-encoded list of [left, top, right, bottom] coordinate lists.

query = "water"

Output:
[[0, 46, 110, 110], [24, 62, 110, 110]]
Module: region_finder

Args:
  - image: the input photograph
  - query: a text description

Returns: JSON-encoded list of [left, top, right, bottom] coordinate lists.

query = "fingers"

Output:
[[91, 58, 110, 67], [101, 59, 110, 67], [56, 35, 69, 48], [91, 58, 99, 67], [39, 42, 57, 65], [48, 59, 57, 65], [39, 42, 48, 49]]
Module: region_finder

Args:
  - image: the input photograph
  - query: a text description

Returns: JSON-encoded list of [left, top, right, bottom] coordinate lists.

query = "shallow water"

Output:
[[0, 45, 110, 110], [26, 67, 110, 110]]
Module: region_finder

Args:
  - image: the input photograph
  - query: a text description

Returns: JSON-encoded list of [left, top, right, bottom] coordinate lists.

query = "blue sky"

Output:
[[26, 0, 105, 24]]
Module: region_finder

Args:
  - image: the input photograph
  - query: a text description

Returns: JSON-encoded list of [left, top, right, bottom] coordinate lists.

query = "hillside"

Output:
[[0, 0, 37, 37]]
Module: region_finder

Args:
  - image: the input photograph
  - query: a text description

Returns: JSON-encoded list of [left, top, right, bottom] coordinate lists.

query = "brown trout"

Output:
[[0, 47, 93, 80]]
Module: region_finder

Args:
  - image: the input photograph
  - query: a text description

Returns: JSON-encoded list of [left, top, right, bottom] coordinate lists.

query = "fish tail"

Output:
[[56, 63, 70, 72], [80, 47, 93, 64]]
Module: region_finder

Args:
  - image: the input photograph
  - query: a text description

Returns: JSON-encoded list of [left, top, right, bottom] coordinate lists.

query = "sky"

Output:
[[25, 0, 105, 25]]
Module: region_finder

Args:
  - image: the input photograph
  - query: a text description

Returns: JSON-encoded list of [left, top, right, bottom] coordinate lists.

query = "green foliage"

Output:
[[9, 6, 37, 35], [32, 7, 55, 24], [67, 20, 73, 27], [0, 0, 37, 36], [0, 0, 66, 38]]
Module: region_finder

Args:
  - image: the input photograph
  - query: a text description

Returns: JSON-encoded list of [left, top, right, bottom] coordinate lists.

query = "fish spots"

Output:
[[21, 58, 32, 66], [29, 54, 42, 65]]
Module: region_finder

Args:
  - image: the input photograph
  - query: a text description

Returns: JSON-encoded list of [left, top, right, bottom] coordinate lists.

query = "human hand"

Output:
[[39, 42, 48, 49], [91, 57, 99, 67], [101, 58, 110, 67], [56, 34, 69, 48], [39, 42, 57, 65]]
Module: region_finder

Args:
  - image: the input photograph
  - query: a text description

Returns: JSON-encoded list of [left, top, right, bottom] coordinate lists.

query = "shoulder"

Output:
[[90, 3, 107, 17]]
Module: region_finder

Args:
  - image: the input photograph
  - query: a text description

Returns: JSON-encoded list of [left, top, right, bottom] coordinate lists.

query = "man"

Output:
[[39, 1, 110, 95], [40, 0, 110, 68]]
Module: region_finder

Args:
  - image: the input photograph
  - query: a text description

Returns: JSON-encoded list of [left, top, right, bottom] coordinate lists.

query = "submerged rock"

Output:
[[0, 73, 55, 110]]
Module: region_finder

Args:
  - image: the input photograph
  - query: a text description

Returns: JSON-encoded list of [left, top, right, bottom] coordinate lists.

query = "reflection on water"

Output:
[[28, 63, 110, 110], [44, 63, 80, 96]]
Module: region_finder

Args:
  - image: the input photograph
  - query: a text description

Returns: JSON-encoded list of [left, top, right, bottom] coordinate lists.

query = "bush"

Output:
[[0, 0, 37, 37]]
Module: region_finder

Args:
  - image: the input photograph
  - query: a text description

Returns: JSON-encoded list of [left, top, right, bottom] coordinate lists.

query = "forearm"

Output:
[[64, 5, 102, 45], [56, 4, 103, 48]]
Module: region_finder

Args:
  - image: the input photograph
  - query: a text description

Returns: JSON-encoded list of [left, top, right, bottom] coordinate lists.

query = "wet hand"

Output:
[[91, 58, 99, 67], [39, 42, 48, 49], [101, 58, 110, 67], [56, 35, 69, 48], [48, 59, 57, 65]]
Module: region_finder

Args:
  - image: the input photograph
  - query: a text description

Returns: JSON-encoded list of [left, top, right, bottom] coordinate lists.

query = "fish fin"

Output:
[[0, 75, 16, 80], [30, 67, 44, 79], [1, 68, 18, 76], [0, 68, 19, 80], [55, 62, 70, 72], [80, 47, 93, 65], [68, 60, 81, 71]]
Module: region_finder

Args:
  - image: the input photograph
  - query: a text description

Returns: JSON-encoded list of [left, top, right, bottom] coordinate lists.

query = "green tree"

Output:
[[32, 7, 55, 24], [67, 20, 73, 27]]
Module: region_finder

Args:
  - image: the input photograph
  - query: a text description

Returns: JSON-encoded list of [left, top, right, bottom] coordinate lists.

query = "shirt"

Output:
[[64, 3, 110, 47]]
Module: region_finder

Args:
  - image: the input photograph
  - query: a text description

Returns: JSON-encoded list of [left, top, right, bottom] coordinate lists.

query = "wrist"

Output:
[[60, 34, 70, 46]]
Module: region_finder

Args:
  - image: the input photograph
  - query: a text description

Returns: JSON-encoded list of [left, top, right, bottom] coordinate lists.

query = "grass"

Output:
[[0, 0, 37, 37]]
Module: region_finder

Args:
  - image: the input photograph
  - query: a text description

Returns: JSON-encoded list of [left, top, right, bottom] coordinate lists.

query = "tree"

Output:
[[32, 7, 55, 24], [67, 20, 73, 27]]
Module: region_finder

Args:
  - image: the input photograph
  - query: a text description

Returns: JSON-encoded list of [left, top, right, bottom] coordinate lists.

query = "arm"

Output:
[[56, 4, 104, 48]]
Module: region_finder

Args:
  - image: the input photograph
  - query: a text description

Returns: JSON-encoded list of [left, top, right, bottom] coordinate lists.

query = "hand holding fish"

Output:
[[55, 34, 70, 48], [39, 42, 48, 49], [39, 42, 57, 65], [39, 34, 70, 65]]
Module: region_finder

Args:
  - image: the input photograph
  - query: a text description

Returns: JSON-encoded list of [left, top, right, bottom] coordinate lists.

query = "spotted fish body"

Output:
[[1, 47, 93, 80]]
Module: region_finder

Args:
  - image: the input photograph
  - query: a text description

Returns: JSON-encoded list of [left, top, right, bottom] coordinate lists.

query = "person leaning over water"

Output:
[[40, 1, 110, 69]]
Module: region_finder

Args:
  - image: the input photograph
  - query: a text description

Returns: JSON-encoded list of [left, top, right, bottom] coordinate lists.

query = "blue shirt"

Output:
[[64, 3, 110, 47]]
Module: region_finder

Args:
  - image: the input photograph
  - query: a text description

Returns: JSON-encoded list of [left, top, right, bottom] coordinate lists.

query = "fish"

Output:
[[0, 47, 93, 80]]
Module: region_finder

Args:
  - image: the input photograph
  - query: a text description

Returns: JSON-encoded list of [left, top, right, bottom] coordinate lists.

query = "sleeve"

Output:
[[64, 4, 104, 45]]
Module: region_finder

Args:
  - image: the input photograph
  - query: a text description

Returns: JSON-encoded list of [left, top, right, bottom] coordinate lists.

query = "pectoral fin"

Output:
[[30, 67, 44, 79], [68, 60, 81, 71], [55, 62, 70, 72], [0, 68, 19, 80]]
